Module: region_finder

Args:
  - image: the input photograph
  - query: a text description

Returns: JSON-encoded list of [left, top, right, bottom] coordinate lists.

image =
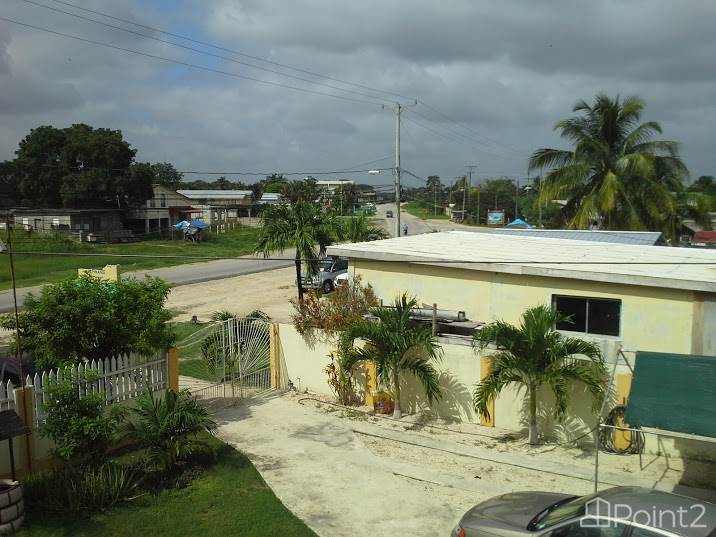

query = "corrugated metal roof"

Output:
[[260, 192, 282, 200], [493, 229, 663, 245], [327, 231, 716, 292], [176, 190, 253, 200]]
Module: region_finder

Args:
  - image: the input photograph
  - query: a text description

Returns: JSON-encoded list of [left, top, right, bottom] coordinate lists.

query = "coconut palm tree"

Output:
[[528, 94, 690, 237], [339, 293, 442, 419], [255, 201, 341, 301], [473, 305, 607, 445], [341, 214, 389, 243]]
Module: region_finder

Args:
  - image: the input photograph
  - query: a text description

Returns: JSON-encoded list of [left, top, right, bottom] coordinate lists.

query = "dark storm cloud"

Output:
[[0, 0, 714, 182]]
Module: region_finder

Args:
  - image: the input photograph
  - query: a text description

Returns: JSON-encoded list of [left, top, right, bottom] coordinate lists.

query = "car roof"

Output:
[[596, 488, 716, 537]]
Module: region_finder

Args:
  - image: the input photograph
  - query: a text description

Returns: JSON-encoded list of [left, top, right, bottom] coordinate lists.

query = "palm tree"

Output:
[[528, 94, 690, 238], [473, 305, 607, 445], [255, 201, 340, 301], [124, 389, 216, 471], [339, 293, 442, 419], [341, 214, 389, 243]]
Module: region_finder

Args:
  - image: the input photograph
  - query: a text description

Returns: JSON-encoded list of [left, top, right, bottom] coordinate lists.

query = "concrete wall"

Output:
[[352, 261, 699, 357], [277, 323, 714, 461]]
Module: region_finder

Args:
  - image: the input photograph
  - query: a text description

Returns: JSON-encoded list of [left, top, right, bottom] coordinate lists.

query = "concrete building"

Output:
[[328, 231, 716, 357], [126, 185, 202, 234], [176, 189, 255, 223], [316, 179, 353, 193], [9, 208, 128, 241]]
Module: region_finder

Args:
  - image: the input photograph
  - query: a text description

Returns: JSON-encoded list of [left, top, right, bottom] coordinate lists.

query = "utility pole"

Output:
[[537, 175, 543, 227], [385, 100, 416, 237], [465, 165, 476, 223]]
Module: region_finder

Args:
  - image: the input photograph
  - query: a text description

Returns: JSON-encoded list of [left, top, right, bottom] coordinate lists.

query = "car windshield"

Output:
[[529, 493, 599, 531], [318, 259, 334, 271]]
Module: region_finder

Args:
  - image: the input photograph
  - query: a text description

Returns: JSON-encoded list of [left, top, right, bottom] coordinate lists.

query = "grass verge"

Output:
[[402, 201, 449, 220], [0, 226, 262, 291], [18, 436, 317, 537]]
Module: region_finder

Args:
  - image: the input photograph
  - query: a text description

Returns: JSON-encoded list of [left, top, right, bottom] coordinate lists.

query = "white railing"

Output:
[[189, 366, 272, 403], [0, 379, 16, 412], [28, 352, 167, 427]]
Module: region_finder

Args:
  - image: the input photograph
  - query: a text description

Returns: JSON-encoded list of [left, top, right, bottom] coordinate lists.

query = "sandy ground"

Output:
[[167, 266, 297, 323], [213, 393, 716, 537]]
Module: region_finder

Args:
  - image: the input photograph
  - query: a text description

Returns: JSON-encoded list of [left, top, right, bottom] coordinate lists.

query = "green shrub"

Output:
[[41, 373, 126, 466], [24, 463, 141, 513]]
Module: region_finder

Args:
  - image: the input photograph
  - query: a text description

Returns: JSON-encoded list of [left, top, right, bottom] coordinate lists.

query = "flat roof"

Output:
[[176, 190, 253, 200], [327, 231, 716, 293], [493, 229, 663, 246]]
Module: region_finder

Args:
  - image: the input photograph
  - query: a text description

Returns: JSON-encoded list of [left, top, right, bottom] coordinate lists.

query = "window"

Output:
[[553, 296, 621, 336], [149, 198, 156, 208], [546, 520, 626, 537], [160, 194, 166, 208]]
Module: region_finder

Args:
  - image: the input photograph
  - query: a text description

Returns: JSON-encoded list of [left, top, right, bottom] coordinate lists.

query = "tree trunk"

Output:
[[392, 368, 402, 419], [294, 250, 304, 302], [528, 382, 538, 445]]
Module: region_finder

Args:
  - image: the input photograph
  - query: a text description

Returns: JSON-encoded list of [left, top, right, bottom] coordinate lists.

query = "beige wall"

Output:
[[277, 323, 714, 461], [352, 261, 698, 357]]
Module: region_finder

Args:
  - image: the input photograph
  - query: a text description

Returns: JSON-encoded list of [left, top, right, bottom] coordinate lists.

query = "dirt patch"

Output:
[[167, 267, 297, 323]]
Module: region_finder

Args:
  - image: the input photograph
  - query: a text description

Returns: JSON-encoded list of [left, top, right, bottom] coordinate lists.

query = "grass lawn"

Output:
[[402, 200, 450, 220], [0, 226, 262, 290], [18, 436, 317, 537]]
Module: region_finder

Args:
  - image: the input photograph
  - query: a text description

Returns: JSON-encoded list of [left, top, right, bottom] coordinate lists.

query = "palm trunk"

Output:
[[294, 250, 304, 302], [392, 368, 402, 419], [528, 382, 538, 445]]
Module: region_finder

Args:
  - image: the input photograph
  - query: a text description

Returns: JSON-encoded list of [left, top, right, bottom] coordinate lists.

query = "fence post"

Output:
[[269, 324, 281, 389], [432, 303, 438, 336], [13, 386, 34, 474], [167, 348, 179, 392], [364, 362, 378, 409], [479, 355, 495, 427]]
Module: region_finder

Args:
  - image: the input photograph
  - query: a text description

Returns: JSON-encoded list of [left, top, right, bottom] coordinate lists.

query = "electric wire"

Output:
[[0, 16, 386, 108]]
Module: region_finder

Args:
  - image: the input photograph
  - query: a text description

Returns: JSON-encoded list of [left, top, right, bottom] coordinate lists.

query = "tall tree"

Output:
[[282, 177, 320, 203], [528, 94, 689, 237], [151, 162, 183, 189], [254, 201, 341, 301], [340, 293, 442, 419], [0, 161, 18, 208], [340, 214, 389, 242], [473, 305, 606, 445]]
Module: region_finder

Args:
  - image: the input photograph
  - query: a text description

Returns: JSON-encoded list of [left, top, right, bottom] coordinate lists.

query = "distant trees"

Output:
[[8, 124, 155, 208], [151, 162, 183, 190], [528, 94, 698, 238]]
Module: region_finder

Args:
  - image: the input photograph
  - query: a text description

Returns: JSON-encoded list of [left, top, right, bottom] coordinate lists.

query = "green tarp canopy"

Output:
[[625, 351, 716, 438]]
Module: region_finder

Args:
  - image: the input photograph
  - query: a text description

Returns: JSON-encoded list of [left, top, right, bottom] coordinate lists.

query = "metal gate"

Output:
[[191, 316, 273, 403]]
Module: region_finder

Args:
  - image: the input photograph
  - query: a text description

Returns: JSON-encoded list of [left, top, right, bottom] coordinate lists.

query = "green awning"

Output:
[[625, 351, 716, 438]]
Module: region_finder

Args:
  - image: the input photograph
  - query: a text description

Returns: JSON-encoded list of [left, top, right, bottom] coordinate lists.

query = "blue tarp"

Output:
[[505, 218, 533, 228], [174, 219, 209, 230]]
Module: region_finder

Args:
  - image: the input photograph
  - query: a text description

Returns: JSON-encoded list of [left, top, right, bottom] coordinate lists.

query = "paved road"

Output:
[[375, 202, 492, 237], [0, 253, 293, 313]]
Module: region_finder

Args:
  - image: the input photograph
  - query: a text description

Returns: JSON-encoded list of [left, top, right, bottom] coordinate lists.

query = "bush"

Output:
[[41, 373, 125, 466], [0, 275, 174, 369], [24, 463, 141, 513], [124, 389, 216, 472]]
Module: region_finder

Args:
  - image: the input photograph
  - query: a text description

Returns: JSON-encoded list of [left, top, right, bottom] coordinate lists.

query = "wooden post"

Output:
[[269, 324, 281, 389], [614, 373, 633, 450], [364, 362, 378, 409], [479, 356, 495, 427], [13, 386, 34, 473], [432, 303, 438, 336], [167, 348, 179, 392]]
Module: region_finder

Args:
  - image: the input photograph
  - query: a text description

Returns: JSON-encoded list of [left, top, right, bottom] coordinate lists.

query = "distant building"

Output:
[[126, 185, 202, 234], [8, 208, 128, 242], [316, 179, 354, 193], [175, 189, 256, 223], [260, 192, 284, 205], [494, 229, 664, 246], [692, 230, 716, 246]]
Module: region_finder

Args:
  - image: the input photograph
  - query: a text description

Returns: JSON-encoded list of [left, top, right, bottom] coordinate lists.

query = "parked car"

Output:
[[334, 272, 351, 288], [386, 210, 393, 218], [452, 487, 716, 537], [301, 256, 348, 293]]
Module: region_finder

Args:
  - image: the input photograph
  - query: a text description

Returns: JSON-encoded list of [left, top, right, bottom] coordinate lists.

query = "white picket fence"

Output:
[[0, 352, 167, 428]]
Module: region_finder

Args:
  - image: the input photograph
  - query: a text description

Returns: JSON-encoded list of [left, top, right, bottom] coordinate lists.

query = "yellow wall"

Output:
[[353, 261, 696, 356]]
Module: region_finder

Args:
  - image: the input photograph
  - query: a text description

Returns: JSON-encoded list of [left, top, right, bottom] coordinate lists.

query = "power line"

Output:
[[0, 16, 386, 107], [18, 0, 394, 105], [43, 0, 414, 102], [3, 250, 714, 265]]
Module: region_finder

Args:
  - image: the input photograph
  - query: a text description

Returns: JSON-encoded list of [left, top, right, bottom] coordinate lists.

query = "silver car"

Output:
[[452, 487, 716, 537], [301, 256, 348, 293]]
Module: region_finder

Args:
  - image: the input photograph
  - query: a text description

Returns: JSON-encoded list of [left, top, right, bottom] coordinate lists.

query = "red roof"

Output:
[[693, 231, 716, 244]]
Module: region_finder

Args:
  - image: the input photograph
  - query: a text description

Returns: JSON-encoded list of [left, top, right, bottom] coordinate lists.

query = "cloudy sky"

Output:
[[0, 0, 714, 188]]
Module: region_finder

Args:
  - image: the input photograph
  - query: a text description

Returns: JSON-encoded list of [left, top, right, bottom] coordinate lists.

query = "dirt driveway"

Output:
[[214, 394, 716, 537], [167, 266, 297, 323]]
